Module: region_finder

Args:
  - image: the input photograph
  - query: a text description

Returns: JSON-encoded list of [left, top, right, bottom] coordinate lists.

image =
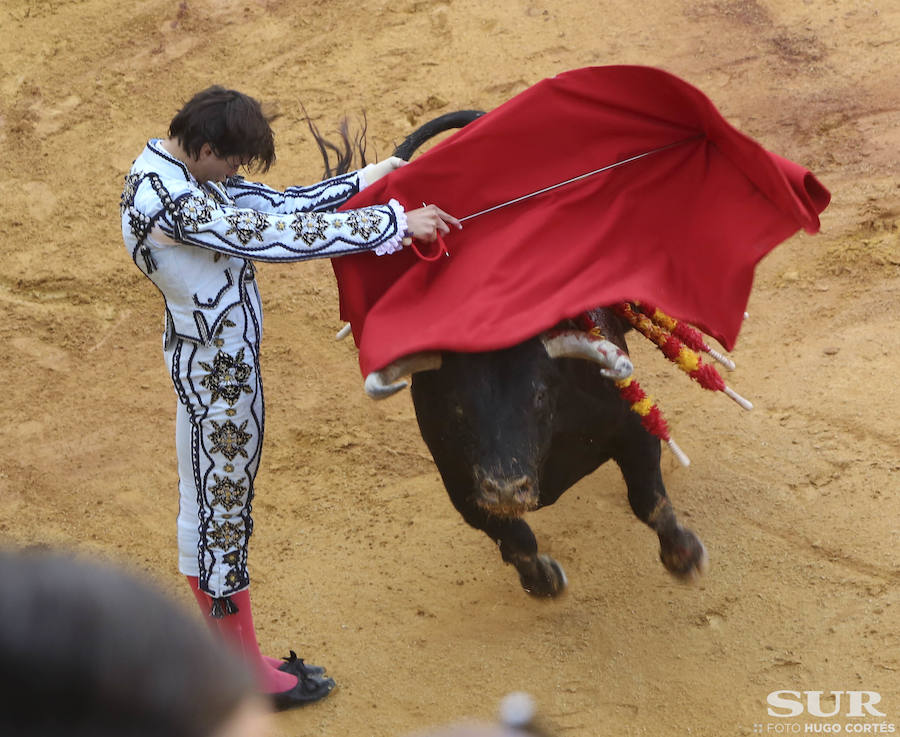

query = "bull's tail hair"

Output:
[[301, 108, 486, 179], [301, 103, 370, 178]]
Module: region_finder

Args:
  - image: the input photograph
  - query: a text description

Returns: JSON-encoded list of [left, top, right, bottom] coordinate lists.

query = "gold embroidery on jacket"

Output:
[[224, 211, 270, 245], [290, 212, 328, 245], [346, 209, 383, 239]]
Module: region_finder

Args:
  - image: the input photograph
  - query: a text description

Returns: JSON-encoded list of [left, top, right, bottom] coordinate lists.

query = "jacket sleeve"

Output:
[[154, 185, 407, 262], [223, 171, 367, 214]]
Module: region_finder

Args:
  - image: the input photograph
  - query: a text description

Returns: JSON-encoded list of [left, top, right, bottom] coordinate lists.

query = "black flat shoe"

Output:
[[278, 650, 327, 677], [271, 672, 336, 711]]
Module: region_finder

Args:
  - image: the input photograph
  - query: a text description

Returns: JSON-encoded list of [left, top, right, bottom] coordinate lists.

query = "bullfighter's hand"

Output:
[[405, 205, 462, 243], [362, 156, 406, 185]]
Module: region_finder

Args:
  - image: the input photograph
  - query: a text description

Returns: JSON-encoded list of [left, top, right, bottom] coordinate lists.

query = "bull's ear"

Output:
[[363, 351, 443, 399], [541, 330, 633, 381]]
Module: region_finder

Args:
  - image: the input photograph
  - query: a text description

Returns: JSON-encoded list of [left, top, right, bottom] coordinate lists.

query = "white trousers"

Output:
[[164, 282, 264, 598]]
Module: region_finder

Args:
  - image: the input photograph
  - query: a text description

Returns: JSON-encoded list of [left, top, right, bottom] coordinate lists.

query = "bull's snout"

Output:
[[475, 471, 539, 517]]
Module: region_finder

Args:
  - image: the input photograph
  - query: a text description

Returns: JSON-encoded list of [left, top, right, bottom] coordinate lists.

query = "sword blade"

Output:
[[457, 135, 703, 223]]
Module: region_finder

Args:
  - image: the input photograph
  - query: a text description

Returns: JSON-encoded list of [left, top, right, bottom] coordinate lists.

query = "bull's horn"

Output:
[[364, 351, 443, 399], [541, 330, 633, 381], [335, 323, 352, 340]]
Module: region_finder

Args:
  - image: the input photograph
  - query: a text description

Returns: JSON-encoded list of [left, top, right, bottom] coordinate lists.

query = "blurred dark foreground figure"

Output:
[[0, 548, 272, 737]]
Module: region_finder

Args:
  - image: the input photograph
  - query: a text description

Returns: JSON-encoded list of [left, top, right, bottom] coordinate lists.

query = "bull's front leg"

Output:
[[613, 426, 708, 580], [449, 495, 568, 598]]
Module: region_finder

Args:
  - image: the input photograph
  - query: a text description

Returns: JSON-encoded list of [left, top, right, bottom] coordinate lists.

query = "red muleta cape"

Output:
[[333, 65, 830, 377]]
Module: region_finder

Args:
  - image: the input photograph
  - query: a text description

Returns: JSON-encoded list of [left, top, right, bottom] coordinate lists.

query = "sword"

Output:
[[407, 134, 703, 260], [457, 134, 704, 223]]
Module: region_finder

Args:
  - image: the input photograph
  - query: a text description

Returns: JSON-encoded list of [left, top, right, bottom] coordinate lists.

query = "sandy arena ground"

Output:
[[1, 0, 898, 735]]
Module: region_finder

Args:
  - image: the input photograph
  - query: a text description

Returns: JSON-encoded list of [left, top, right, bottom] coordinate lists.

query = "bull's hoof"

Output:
[[518, 553, 568, 598], [659, 527, 708, 581]]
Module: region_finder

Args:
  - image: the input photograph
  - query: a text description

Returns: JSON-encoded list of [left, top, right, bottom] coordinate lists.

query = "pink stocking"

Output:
[[185, 577, 296, 694]]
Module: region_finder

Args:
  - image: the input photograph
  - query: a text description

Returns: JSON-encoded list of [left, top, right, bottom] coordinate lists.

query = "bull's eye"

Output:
[[453, 403, 464, 418], [533, 386, 548, 409]]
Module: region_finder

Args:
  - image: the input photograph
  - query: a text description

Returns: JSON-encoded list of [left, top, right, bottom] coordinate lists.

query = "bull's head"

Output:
[[364, 328, 633, 518]]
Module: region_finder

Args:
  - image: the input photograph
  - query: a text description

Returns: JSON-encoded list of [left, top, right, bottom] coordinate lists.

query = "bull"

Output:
[[333, 111, 709, 597], [366, 307, 708, 597]]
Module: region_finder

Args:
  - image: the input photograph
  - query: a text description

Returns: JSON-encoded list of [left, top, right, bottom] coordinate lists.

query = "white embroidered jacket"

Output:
[[121, 139, 406, 345]]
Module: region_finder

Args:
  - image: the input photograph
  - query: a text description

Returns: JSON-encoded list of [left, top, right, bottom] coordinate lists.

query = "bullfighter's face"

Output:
[[189, 143, 246, 183]]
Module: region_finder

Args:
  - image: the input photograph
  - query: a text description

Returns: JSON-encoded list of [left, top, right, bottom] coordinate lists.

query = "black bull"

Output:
[[356, 112, 708, 597]]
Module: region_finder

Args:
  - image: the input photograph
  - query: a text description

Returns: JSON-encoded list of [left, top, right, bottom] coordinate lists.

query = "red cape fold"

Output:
[[333, 65, 830, 376]]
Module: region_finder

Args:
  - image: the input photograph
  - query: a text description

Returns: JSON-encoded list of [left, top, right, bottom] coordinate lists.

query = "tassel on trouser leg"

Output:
[[210, 596, 239, 619]]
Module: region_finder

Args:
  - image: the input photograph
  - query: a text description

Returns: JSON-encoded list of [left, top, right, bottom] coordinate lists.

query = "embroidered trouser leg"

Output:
[[166, 302, 263, 598]]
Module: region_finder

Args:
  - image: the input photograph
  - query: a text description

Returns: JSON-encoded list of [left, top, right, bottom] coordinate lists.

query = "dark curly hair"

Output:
[[168, 85, 276, 173]]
